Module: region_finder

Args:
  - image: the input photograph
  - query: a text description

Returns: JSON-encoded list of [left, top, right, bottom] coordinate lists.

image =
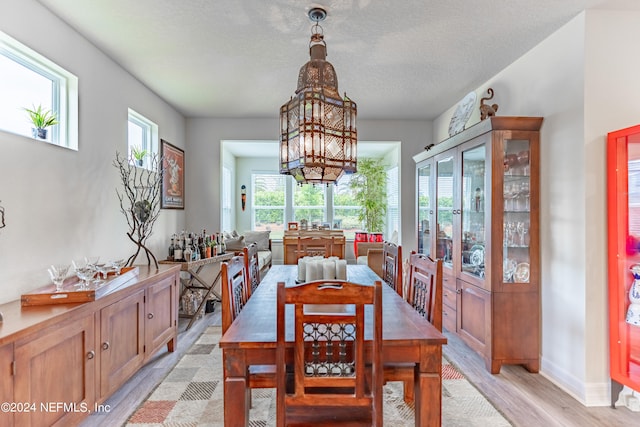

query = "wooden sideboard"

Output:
[[282, 230, 346, 264], [0, 264, 180, 427]]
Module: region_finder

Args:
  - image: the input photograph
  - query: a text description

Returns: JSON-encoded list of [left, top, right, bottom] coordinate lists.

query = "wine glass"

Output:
[[93, 263, 109, 286], [110, 259, 126, 275], [48, 264, 70, 292]]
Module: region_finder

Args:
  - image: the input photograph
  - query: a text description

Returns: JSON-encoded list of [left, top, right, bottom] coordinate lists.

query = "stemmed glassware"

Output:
[[110, 259, 126, 275], [72, 258, 94, 289], [48, 264, 70, 292]]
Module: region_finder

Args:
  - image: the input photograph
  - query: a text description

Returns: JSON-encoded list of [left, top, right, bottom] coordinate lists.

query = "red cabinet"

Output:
[[607, 124, 640, 406]]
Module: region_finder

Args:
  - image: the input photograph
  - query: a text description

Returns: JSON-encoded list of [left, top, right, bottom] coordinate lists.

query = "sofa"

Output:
[[223, 230, 272, 275]]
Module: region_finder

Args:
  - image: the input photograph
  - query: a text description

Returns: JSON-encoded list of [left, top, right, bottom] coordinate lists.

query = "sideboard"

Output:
[[282, 229, 346, 264], [0, 264, 180, 427]]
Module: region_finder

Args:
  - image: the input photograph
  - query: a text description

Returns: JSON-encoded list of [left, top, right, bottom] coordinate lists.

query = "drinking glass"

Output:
[[48, 264, 70, 292], [94, 263, 109, 286], [110, 259, 126, 275]]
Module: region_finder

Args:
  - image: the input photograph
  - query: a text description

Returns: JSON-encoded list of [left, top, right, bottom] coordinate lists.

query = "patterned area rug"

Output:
[[126, 326, 511, 426]]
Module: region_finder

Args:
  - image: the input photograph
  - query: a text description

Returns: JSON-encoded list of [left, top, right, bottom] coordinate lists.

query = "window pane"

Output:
[[333, 174, 360, 239], [127, 109, 157, 169], [293, 184, 325, 225], [387, 166, 399, 240], [0, 53, 54, 138], [253, 174, 286, 239]]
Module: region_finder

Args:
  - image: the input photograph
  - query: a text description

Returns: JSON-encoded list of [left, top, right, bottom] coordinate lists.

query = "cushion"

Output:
[[243, 230, 271, 251], [224, 235, 246, 251], [223, 230, 239, 239], [257, 250, 272, 270]]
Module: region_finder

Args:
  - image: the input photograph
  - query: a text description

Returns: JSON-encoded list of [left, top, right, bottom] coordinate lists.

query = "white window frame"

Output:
[[0, 31, 78, 149], [127, 108, 158, 170]]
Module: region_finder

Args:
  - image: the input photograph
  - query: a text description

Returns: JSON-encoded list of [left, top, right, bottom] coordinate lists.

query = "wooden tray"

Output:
[[21, 267, 138, 307]]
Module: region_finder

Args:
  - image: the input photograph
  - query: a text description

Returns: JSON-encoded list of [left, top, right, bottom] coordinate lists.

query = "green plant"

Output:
[[349, 158, 388, 233], [24, 105, 58, 129], [131, 146, 148, 161]]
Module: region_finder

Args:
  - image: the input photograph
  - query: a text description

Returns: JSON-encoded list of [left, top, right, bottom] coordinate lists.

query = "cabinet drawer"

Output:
[[443, 303, 456, 333], [443, 285, 457, 310]]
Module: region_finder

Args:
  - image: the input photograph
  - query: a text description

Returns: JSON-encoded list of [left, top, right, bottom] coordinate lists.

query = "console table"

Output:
[[160, 252, 233, 329]]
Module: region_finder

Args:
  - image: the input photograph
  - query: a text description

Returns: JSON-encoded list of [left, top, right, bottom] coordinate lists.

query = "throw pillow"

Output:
[[243, 230, 270, 251], [224, 235, 246, 251]]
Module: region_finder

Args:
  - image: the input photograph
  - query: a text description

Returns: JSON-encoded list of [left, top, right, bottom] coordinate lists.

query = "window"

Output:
[[332, 174, 360, 239], [222, 166, 232, 233], [387, 166, 400, 240], [0, 31, 78, 149], [293, 184, 325, 225], [252, 173, 286, 239], [128, 109, 158, 169]]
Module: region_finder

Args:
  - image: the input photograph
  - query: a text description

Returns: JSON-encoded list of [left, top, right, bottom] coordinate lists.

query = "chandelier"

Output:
[[279, 7, 357, 185]]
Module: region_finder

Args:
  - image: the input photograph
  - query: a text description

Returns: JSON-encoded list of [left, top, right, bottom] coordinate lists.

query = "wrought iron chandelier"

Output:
[[279, 7, 357, 185]]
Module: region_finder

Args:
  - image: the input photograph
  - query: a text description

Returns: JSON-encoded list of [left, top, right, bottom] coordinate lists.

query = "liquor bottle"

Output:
[[174, 234, 183, 262], [183, 236, 192, 262], [168, 235, 176, 261]]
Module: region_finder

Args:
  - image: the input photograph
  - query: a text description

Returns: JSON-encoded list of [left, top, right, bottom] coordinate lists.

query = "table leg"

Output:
[[415, 345, 443, 427], [190, 266, 222, 300], [185, 268, 224, 330], [223, 349, 250, 427]]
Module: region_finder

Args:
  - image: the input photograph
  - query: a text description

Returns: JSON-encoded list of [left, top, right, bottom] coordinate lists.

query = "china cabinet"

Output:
[[414, 116, 542, 373], [607, 124, 640, 406]]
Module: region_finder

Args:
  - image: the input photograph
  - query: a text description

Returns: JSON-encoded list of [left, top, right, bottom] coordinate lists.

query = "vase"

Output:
[[626, 264, 640, 326], [32, 128, 47, 139]]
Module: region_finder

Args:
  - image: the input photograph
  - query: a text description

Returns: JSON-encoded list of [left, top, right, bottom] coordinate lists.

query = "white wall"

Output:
[[0, 0, 186, 304]]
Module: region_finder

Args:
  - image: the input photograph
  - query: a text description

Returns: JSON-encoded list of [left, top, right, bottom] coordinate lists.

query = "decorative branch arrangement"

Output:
[[0, 200, 5, 229], [113, 152, 165, 268]]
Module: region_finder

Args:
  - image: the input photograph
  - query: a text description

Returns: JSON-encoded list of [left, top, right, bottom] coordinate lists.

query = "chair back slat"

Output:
[[382, 242, 403, 297], [243, 242, 261, 294], [276, 279, 383, 426], [407, 252, 443, 331], [221, 254, 249, 334]]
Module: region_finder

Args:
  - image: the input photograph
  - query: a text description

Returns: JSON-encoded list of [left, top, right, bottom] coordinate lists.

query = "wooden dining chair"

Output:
[[243, 242, 261, 295], [382, 241, 403, 298], [356, 242, 384, 277], [221, 253, 276, 401], [383, 251, 443, 404], [296, 236, 336, 259], [276, 279, 383, 427]]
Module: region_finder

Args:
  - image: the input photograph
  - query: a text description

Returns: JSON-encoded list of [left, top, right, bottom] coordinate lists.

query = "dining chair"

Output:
[[296, 236, 336, 259], [383, 251, 443, 404], [355, 242, 384, 277], [243, 242, 261, 295], [276, 279, 383, 427], [221, 253, 276, 400], [382, 241, 403, 298]]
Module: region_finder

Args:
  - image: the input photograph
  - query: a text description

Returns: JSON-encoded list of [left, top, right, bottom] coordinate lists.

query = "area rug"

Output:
[[126, 326, 511, 426]]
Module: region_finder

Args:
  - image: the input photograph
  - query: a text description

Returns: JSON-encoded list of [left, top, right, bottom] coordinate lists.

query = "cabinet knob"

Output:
[[102, 341, 110, 350], [456, 289, 462, 294], [147, 313, 154, 319], [87, 350, 95, 360]]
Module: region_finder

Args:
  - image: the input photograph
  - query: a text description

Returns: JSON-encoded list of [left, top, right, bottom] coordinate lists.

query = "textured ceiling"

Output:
[[36, 0, 639, 120]]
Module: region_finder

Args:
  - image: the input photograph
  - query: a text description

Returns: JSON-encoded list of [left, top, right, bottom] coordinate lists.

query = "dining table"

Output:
[[219, 264, 448, 427]]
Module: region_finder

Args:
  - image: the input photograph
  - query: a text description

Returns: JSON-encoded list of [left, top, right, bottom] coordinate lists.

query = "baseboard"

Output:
[[540, 355, 611, 406]]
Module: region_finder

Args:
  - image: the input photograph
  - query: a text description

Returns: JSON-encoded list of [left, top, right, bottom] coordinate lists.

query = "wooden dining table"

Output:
[[219, 264, 448, 427]]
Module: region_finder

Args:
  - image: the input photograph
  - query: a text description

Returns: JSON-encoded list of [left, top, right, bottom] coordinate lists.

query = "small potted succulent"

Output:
[[24, 104, 58, 139], [131, 146, 148, 167]]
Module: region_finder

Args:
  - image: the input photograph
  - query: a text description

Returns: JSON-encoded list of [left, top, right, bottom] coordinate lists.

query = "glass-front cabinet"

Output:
[[607, 124, 640, 406], [414, 116, 542, 374]]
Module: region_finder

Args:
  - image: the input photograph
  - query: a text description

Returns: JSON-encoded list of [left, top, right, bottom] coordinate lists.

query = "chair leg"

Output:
[[403, 379, 415, 405]]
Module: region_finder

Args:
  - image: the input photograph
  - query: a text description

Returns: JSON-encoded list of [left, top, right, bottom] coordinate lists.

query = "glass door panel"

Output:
[[503, 139, 531, 283], [436, 155, 454, 269], [417, 161, 432, 256], [461, 145, 486, 279]]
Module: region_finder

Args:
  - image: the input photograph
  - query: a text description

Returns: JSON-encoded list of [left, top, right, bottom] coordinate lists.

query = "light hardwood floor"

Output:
[[442, 331, 638, 427], [81, 303, 638, 427]]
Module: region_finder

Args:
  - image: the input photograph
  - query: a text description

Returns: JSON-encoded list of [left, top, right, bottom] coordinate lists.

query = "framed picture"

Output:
[[161, 139, 185, 209], [288, 222, 299, 230]]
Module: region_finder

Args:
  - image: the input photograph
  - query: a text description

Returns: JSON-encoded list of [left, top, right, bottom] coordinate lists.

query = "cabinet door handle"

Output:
[[456, 289, 462, 294], [102, 341, 110, 350], [87, 350, 95, 360], [147, 313, 154, 319]]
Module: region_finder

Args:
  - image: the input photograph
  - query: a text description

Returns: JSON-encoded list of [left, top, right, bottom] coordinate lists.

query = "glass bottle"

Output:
[[168, 235, 176, 261]]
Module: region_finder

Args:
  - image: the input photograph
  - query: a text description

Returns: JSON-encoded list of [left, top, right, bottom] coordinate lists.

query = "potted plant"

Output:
[[131, 146, 148, 167], [24, 104, 58, 139], [349, 158, 388, 234]]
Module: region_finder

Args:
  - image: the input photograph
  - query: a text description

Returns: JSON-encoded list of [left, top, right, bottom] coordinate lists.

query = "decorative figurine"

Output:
[[479, 88, 499, 120], [241, 185, 247, 211], [626, 264, 640, 326]]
